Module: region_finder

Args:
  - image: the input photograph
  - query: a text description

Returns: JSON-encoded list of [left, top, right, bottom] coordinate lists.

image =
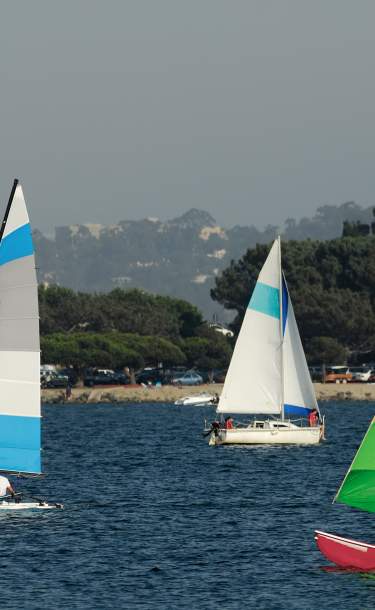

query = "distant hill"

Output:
[[34, 201, 374, 319]]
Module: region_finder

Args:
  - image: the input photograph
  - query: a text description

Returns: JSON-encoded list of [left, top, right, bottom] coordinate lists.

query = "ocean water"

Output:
[[3, 401, 375, 610]]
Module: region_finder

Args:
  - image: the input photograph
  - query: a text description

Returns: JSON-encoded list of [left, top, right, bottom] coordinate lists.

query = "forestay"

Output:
[[0, 181, 41, 474]]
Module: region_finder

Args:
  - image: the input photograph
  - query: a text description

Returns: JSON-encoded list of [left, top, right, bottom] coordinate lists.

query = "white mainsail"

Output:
[[0, 180, 41, 473], [282, 277, 318, 417], [217, 238, 317, 417]]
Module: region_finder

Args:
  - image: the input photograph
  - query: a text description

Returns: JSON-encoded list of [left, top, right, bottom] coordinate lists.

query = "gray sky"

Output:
[[1, 1, 375, 233]]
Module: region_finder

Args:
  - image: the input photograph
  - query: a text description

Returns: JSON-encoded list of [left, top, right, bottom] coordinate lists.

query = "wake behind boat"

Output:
[[206, 237, 324, 446], [0, 180, 62, 510]]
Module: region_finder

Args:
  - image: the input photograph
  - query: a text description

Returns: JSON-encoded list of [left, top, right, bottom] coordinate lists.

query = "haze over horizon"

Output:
[[1, 1, 375, 233]]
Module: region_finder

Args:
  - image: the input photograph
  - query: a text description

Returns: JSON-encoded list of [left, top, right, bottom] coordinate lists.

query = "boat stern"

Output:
[[315, 529, 375, 570]]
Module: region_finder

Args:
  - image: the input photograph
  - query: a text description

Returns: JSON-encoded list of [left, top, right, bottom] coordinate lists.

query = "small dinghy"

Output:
[[315, 415, 375, 569], [0, 181, 62, 510], [175, 393, 218, 406]]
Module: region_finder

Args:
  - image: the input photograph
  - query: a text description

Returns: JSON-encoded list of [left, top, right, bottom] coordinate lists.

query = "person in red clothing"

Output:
[[308, 408, 319, 427], [224, 416, 234, 429]]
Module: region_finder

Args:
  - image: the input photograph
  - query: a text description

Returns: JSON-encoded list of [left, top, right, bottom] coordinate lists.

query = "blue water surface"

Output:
[[3, 401, 375, 610]]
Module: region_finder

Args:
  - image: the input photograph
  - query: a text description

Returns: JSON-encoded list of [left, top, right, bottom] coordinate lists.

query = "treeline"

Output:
[[39, 286, 232, 370], [211, 236, 375, 364]]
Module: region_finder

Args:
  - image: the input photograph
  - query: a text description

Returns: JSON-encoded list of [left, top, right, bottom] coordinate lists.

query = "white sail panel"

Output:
[[257, 240, 280, 287], [0, 181, 41, 473], [217, 240, 282, 414], [283, 295, 318, 416]]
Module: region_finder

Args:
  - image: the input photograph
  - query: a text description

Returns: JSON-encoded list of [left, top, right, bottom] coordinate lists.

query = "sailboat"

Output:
[[207, 237, 324, 446], [315, 416, 375, 569], [0, 180, 62, 510]]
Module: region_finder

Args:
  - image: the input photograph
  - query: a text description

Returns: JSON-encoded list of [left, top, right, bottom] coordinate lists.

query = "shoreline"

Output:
[[41, 382, 375, 404]]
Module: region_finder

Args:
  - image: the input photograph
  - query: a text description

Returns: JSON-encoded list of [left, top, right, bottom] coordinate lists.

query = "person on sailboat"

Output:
[[224, 416, 234, 429], [0, 475, 16, 499], [308, 408, 319, 427]]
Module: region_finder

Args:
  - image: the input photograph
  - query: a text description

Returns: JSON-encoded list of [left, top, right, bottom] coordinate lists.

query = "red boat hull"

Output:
[[315, 530, 375, 571]]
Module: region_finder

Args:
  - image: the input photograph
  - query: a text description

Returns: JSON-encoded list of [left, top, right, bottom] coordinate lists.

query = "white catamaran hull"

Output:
[[209, 426, 321, 445], [0, 501, 62, 510]]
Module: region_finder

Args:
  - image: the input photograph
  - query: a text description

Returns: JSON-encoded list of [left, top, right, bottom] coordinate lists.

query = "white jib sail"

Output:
[[282, 285, 318, 416], [217, 240, 282, 414]]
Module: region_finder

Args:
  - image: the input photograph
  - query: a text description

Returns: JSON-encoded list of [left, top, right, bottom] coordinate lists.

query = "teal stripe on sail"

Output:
[[248, 282, 280, 319]]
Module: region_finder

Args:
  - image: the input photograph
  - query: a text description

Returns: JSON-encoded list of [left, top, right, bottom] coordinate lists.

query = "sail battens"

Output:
[[0, 182, 41, 474], [0, 316, 39, 321], [0, 283, 36, 292]]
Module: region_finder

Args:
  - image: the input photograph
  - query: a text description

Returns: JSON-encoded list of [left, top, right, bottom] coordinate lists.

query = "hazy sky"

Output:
[[1, 1, 375, 233]]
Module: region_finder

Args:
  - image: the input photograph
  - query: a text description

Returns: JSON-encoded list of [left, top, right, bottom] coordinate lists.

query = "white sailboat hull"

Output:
[[209, 424, 322, 445], [175, 393, 216, 406]]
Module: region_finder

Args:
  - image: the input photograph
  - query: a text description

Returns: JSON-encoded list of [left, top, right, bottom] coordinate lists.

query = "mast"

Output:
[[278, 236, 285, 421], [0, 178, 18, 242]]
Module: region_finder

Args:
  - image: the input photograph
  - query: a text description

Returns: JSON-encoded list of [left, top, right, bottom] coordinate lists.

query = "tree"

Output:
[[305, 336, 347, 364], [211, 235, 375, 358]]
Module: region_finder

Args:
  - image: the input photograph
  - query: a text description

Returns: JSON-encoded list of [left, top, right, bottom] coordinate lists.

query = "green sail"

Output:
[[335, 417, 375, 513]]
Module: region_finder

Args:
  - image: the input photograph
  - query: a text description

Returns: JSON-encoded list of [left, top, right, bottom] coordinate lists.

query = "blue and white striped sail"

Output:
[[0, 181, 41, 473], [217, 238, 318, 416]]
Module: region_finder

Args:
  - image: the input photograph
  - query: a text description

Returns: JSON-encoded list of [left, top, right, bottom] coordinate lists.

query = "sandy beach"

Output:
[[41, 382, 375, 404]]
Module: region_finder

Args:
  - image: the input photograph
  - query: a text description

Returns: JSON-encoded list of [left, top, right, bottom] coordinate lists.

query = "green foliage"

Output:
[[41, 331, 190, 370], [212, 236, 375, 360], [305, 336, 348, 365], [39, 286, 203, 339], [182, 331, 232, 369]]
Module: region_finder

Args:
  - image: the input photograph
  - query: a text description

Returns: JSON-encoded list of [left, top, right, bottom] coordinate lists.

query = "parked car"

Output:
[[41, 372, 69, 389], [170, 371, 203, 386], [135, 368, 165, 385], [197, 369, 227, 383], [83, 369, 130, 387], [324, 366, 352, 383], [59, 367, 79, 386], [349, 366, 372, 382], [209, 323, 234, 338]]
